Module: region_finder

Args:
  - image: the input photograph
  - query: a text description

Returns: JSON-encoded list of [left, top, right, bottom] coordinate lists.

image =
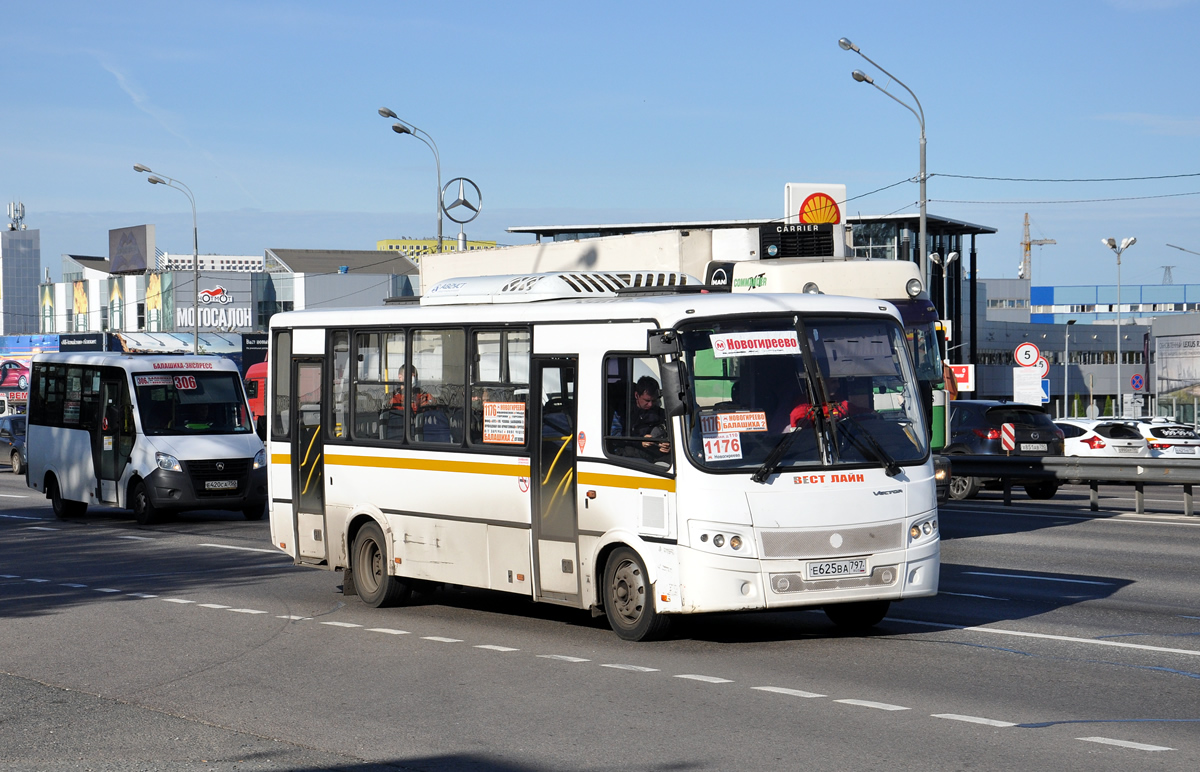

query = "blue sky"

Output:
[[4, 0, 1199, 287]]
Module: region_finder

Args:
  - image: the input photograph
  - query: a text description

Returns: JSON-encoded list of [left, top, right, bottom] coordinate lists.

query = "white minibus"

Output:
[[27, 353, 267, 524], [268, 272, 939, 640]]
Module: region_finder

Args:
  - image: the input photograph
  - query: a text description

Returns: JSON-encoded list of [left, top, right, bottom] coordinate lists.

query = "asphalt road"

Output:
[[1, 468, 1198, 771]]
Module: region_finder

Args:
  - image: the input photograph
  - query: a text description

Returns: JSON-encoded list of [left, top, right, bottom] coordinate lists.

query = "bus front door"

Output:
[[291, 359, 326, 562], [96, 375, 131, 504], [531, 358, 580, 604]]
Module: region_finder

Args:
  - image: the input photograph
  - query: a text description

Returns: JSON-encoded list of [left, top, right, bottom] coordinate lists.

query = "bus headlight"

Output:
[[155, 452, 182, 473], [906, 278, 922, 298], [253, 449, 267, 470], [909, 517, 938, 542]]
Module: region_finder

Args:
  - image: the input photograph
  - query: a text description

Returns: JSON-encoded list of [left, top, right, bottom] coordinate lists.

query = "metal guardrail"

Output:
[[944, 455, 1200, 515]]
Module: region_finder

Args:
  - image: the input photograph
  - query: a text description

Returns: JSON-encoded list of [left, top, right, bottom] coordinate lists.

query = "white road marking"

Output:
[[941, 591, 1009, 601], [127, 593, 157, 598], [1179, 615, 1200, 620], [0, 574, 18, 578], [25, 578, 48, 583], [894, 618, 1200, 657], [367, 628, 410, 635], [162, 598, 195, 604], [836, 699, 909, 711], [0, 494, 29, 498], [60, 583, 86, 588], [675, 674, 733, 683], [422, 636, 463, 643], [601, 664, 659, 672], [197, 543, 285, 555], [538, 655, 591, 663], [200, 603, 231, 609], [942, 505, 1200, 528], [119, 535, 153, 541], [26, 527, 58, 531], [94, 588, 121, 593], [753, 686, 825, 699], [277, 615, 312, 621], [0, 513, 41, 519], [321, 621, 362, 628], [1077, 736, 1173, 752], [475, 645, 520, 652], [932, 713, 1015, 727], [963, 571, 1113, 586], [228, 608, 268, 614]]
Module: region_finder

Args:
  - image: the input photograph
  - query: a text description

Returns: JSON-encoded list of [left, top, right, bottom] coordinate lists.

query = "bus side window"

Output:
[[603, 355, 671, 468], [272, 331, 291, 440], [410, 329, 465, 445], [330, 330, 350, 439], [470, 329, 530, 448]]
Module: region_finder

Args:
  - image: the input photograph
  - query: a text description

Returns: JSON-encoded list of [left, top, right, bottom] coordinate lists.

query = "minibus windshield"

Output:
[[679, 315, 928, 475], [133, 371, 253, 436]]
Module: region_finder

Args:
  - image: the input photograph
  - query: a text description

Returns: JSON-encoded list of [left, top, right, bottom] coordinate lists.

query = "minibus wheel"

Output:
[[823, 600, 890, 631], [48, 476, 86, 519], [131, 481, 160, 525], [351, 521, 411, 608], [242, 503, 265, 520], [603, 547, 671, 642]]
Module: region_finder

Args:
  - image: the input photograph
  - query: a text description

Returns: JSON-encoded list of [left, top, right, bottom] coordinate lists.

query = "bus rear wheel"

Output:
[[824, 600, 890, 632], [48, 477, 86, 520], [131, 481, 160, 525], [603, 547, 671, 642], [351, 521, 411, 608]]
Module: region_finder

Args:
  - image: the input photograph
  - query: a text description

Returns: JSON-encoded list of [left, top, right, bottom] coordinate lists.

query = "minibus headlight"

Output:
[[155, 452, 182, 473], [253, 449, 267, 470]]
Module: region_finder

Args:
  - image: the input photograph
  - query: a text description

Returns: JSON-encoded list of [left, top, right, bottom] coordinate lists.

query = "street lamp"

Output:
[[1103, 237, 1137, 417], [840, 37, 927, 280], [929, 251, 958, 348], [378, 107, 443, 254], [134, 163, 199, 355], [1064, 319, 1077, 417]]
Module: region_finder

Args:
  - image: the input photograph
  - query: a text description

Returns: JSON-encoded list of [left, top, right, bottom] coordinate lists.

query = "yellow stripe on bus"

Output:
[[271, 454, 291, 465], [324, 454, 528, 477], [578, 471, 676, 493]]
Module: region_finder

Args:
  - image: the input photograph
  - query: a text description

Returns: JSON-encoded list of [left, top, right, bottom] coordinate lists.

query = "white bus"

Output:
[[27, 353, 268, 524], [267, 272, 939, 640]]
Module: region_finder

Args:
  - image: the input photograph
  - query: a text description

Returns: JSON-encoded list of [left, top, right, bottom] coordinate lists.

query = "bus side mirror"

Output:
[[659, 360, 688, 418]]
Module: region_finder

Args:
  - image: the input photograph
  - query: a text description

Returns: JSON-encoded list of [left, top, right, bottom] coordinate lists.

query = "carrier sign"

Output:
[[711, 331, 800, 358]]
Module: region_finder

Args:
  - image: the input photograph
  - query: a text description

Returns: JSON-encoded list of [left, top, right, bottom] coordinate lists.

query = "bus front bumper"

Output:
[[145, 466, 268, 512]]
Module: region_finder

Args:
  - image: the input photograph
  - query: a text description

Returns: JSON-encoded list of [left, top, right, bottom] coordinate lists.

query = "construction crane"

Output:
[[1019, 212, 1055, 281]]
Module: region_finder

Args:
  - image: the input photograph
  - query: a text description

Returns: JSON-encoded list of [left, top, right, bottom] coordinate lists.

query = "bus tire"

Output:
[[351, 521, 411, 608], [49, 476, 86, 520], [603, 546, 671, 642], [947, 474, 979, 500], [242, 503, 265, 521], [10, 451, 22, 475], [823, 599, 890, 631], [131, 481, 160, 525], [1024, 481, 1058, 500]]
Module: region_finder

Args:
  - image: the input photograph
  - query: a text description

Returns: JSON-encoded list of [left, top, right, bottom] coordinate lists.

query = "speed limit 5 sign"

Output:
[[1014, 342, 1041, 367]]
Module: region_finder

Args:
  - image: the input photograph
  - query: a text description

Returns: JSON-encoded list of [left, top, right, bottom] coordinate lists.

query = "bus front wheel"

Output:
[[48, 477, 86, 520], [824, 600, 890, 632], [131, 481, 160, 525], [603, 547, 671, 642], [351, 521, 411, 608]]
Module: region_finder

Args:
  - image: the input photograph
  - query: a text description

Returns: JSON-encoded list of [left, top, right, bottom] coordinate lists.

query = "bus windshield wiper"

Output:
[[751, 428, 805, 484], [832, 413, 901, 477]]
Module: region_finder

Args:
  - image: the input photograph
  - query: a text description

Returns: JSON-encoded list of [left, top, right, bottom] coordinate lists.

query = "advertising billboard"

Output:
[[72, 280, 89, 332], [109, 224, 156, 275], [145, 272, 174, 332], [173, 273, 255, 333]]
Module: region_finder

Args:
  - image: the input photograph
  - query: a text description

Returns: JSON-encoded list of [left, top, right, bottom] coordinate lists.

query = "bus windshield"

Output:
[[133, 371, 253, 436], [680, 315, 928, 474]]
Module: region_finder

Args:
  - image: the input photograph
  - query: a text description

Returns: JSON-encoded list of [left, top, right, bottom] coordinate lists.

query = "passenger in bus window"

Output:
[[390, 365, 431, 412], [617, 376, 669, 461]]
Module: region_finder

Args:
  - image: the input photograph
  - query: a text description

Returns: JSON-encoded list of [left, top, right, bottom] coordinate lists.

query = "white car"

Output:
[[1056, 419, 1149, 458], [1122, 418, 1200, 459]]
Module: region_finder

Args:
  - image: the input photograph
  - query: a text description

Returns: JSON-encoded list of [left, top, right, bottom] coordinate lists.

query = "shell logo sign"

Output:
[[798, 192, 841, 224]]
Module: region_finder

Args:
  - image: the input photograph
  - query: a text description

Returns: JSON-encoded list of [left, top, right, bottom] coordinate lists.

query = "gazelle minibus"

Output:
[[27, 353, 267, 524], [268, 271, 939, 640]]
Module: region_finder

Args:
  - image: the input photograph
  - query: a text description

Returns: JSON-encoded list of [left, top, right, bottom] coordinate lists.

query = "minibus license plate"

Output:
[[1020, 443, 1047, 452], [205, 480, 237, 490], [806, 559, 867, 579]]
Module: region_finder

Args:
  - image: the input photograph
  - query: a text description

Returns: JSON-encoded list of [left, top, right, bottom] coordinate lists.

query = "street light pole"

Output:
[[840, 37, 927, 280], [1104, 237, 1137, 417], [134, 163, 200, 355], [1064, 319, 1076, 417], [378, 108, 443, 254]]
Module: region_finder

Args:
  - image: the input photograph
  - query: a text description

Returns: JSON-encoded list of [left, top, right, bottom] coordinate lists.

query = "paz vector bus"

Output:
[[266, 271, 940, 641]]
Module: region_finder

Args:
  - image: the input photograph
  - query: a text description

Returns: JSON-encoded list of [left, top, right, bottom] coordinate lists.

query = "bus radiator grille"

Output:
[[759, 523, 904, 560], [184, 458, 251, 497]]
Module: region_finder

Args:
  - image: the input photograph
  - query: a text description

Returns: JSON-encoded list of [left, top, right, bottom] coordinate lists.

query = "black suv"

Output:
[[944, 400, 1064, 500]]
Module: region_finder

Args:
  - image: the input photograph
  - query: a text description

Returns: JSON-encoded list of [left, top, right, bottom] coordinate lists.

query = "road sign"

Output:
[[1001, 422, 1015, 451], [949, 364, 974, 393], [1032, 356, 1050, 379], [1014, 342, 1040, 367], [1131, 373, 1144, 391], [1040, 378, 1050, 404], [1013, 367, 1042, 405]]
